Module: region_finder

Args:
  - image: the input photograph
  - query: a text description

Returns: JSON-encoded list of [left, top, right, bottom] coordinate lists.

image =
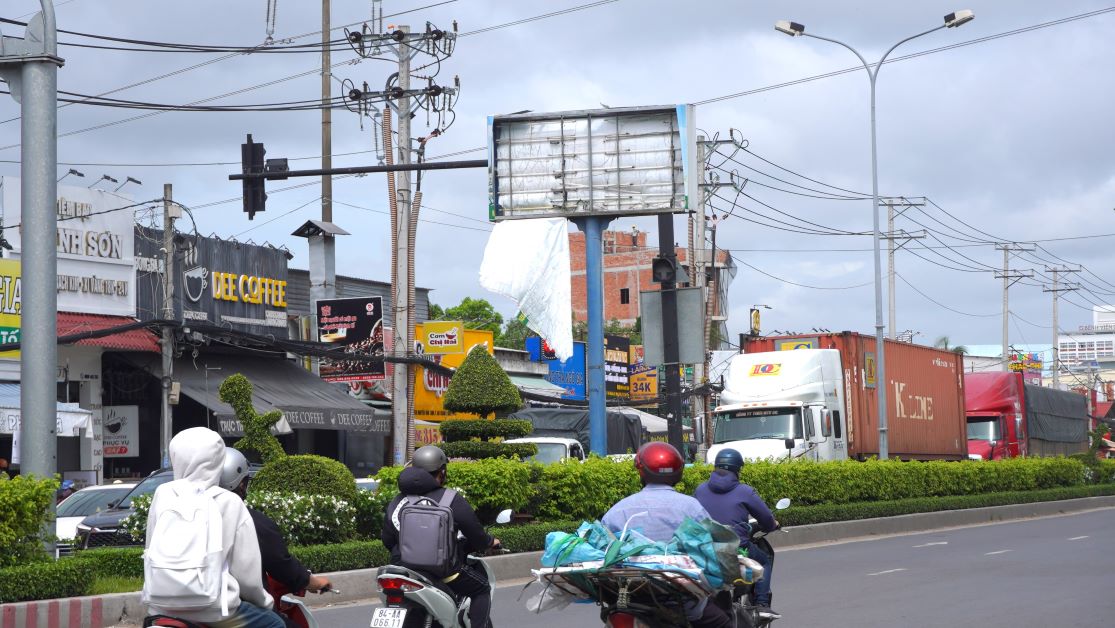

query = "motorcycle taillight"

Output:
[[608, 612, 638, 628], [386, 592, 404, 605], [378, 576, 424, 593]]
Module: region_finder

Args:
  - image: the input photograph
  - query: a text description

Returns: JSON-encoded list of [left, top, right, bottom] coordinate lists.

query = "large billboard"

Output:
[[488, 105, 696, 221], [526, 337, 586, 401], [413, 324, 494, 422], [135, 227, 290, 338], [316, 296, 385, 382], [1, 177, 136, 316]]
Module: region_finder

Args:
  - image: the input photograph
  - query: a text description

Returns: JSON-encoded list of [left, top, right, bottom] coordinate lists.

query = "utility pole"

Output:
[[321, 0, 333, 223], [2, 3, 63, 484], [994, 243, 1035, 371], [880, 197, 925, 337], [390, 26, 414, 464], [161, 184, 178, 467], [691, 137, 708, 459], [1044, 266, 1080, 388]]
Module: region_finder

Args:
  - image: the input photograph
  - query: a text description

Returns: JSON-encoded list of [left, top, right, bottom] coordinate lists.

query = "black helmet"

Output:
[[410, 445, 448, 474], [713, 448, 744, 474]]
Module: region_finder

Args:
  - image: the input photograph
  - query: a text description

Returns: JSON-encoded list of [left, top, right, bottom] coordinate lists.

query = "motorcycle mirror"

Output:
[[784, 438, 794, 450], [495, 509, 513, 524], [775, 497, 791, 510]]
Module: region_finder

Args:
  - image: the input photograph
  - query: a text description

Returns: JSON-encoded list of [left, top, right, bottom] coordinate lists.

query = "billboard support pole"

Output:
[[575, 216, 611, 456], [658, 213, 685, 454]]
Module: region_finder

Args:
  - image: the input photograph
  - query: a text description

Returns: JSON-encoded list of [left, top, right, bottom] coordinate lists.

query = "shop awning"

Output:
[[130, 355, 390, 437], [58, 313, 160, 352], [508, 374, 567, 398], [0, 383, 93, 437]]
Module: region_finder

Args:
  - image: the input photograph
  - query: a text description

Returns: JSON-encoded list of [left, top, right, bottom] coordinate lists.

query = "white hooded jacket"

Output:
[[142, 427, 273, 621]]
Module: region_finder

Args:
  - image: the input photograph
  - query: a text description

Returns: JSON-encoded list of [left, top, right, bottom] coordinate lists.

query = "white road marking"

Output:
[[985, 550, 1013, 555], [1068, 536, 1089, 541], [912, 541, 948, 548], [867, 568, 907, 576]]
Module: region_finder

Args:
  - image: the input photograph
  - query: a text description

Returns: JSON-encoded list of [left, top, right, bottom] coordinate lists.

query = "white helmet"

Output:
[[220, 447, 251, 492]]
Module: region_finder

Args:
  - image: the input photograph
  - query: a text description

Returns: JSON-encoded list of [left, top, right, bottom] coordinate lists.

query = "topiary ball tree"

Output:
[[250, 454, 357, 503], [218, 373, 285, 464], [443, 345, 522, 419]]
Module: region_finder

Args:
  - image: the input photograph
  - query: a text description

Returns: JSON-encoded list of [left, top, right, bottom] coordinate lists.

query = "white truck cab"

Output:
[[504, 437, 587, 464], [708, 349, 848, 463]]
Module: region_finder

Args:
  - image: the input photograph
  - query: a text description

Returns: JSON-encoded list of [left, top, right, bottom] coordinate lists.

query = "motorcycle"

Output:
[[143, 576, 339, 628], [372, 509, 513, 628], [728, 497, 791, 628]]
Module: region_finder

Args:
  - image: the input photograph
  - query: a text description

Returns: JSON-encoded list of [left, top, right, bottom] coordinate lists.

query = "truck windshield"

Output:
[[713, 408, 804, 443], [967, 416, 1002, 441], [525, 443, 568, 464]]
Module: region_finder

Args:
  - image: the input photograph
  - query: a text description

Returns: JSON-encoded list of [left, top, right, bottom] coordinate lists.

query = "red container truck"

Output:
[[964, 371, 1090, 459], [711, 332, 967, 462]]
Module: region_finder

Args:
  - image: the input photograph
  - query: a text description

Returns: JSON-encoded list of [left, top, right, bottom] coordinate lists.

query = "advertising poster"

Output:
[[421, 321, 465, 355], [414, 325, 494, 421], [0, 259, 20, 359], [102, 405, 140, 458], [317, 296, 385, 382], [526, 337, 586, 401], [629, 365, 658, 402], [605, 334, 631, 399]]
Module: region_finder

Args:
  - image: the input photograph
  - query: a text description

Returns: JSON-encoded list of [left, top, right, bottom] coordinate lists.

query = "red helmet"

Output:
[[634, 442, 684, 486]]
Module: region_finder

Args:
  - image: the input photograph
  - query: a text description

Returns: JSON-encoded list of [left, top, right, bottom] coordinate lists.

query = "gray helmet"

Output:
[[410, 445, 448, 474], [220, 447, 251, 492]]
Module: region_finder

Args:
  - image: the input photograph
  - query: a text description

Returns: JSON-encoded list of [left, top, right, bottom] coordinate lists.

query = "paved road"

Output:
[[314, 508, 1115, 627]]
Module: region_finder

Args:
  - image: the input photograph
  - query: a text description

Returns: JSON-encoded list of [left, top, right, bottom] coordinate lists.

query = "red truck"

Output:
[[964, 371, 1090, 459]]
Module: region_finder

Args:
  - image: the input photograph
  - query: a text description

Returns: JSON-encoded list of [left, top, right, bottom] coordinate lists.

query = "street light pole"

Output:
[[775, 10, 974, 460]]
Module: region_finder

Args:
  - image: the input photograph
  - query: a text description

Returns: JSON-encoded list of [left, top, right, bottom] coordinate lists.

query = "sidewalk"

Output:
[[4, 495, 1113, 627]]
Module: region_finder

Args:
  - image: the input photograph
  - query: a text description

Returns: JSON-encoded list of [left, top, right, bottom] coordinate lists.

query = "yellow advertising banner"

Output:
[[629, 366, 658, 402], [421, 320, 465, 355], [0, 259, 20, 359], [414, 324, 494, 422]]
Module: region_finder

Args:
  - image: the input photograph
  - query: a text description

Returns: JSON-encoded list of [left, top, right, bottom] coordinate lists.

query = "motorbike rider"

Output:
[[381, 445, 502, 628], [219, 446, 332, 627], [143, 427, 282, 628], [695, 448, 780, 619], [602, 442, 732, 628]]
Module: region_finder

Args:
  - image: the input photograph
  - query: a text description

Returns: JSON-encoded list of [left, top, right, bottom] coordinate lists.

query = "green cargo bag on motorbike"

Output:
[[672, 517, 742, 588]]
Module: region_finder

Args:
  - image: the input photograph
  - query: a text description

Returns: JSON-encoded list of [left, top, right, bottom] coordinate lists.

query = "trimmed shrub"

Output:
[[535, 456, 640, 522], [439, 441, 537, 461], [439, 419, 533, 442], [290, 540, 390, 573], [248, 492, 356, 545], [251, 454, 357, 503], [493, 520, 581, 553], [353, 487, 387, 540], [0, 557, 93, 603], [445, 458, 535, 522], [0, 474, 58, 567], [218, 373, 286, 464], [72, 547, 144, 580], [443, 345, 522, 418]]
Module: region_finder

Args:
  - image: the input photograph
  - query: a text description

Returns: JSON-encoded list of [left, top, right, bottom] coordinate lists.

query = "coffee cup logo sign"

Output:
[[183, 266, 209, 303]]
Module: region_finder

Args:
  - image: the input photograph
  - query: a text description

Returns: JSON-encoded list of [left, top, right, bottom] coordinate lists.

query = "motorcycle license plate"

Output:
[[370, 607, 407, 628]]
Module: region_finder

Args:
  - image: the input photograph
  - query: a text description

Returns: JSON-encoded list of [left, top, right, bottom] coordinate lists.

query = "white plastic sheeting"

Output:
[[479, 218, 573, 360]]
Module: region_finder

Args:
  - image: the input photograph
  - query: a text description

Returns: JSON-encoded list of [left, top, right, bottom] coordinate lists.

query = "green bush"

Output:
[[248, 492, 356, 545], [535, 456, 640, 521], [439, 419, 533, 442], [443, 345, 522, 418], [445, 458, 535, 521], [0, 474, 58, 567], [120, 493, 152, 541], [72, 547, 144, 579], [0, 557, 93, 603], [493, 520, 581, 553], [1069, 454, 1115, 485], [251, 454, 357, 503], [779, 483, 1115, 526], [290, 540, 391, 573], [353, 487, 387, 540], [439, 441, 537, 460], [219, 373, 286, 464]]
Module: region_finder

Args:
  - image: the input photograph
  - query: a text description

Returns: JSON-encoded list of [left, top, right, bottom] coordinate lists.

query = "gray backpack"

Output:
[[397, 489, 460, 578]]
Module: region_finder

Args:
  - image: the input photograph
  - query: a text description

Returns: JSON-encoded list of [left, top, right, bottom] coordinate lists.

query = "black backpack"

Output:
[[397, 489, 460, 578]]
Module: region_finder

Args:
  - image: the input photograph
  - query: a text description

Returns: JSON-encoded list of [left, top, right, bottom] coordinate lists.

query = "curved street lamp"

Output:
[[774, 10, 975, 459]]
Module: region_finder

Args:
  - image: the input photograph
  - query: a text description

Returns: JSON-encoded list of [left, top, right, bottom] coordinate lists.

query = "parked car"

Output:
[[55, 482, 136, 555], [75, 469, 173, 549], [504, 437, 587, 464], [356, 478, 380, 492]]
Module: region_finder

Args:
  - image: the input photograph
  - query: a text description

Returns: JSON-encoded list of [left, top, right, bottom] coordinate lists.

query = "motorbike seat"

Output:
[[143, 616, 206, 628]]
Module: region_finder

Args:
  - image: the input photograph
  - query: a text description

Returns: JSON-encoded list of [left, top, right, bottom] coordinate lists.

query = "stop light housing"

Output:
[[241, 134, 267, 220]]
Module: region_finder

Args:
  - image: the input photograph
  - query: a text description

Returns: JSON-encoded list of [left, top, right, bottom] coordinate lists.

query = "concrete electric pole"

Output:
[[994, 243, 1035, 371], [160, 184, 179, 467], [1044, 266, 1080, 388], [390, 26, 415, 465]]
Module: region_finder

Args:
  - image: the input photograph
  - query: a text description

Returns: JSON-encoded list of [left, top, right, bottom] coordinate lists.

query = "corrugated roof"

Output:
[[57, 313, 160, 352]]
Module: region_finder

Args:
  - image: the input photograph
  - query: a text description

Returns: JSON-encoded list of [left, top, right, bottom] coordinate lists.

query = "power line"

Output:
[[459, 0, 621, 36], [728, 252, 872, 291], [895, 271, 998, 318]]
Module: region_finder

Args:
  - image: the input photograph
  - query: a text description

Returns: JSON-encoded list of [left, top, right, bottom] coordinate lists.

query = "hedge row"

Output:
[[0, 558, 93, 604], [290, 540, 390, 573], [438, 419, 533, 442], [438, 441, 537, 461]]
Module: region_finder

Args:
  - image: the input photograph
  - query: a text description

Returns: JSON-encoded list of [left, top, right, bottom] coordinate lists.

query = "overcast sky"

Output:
[[2, 0, 1113, 353]]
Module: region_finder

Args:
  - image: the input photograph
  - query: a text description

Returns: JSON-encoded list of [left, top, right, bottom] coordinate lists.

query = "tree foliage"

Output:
[[429, 297, 503, 336], [496, 316, 534, 350], [0, 474, 58, 567], [573, 317, 642, 344], [443, 345, 522, 419], [218, 373, 285, 464], [934, 336, 968, 355]]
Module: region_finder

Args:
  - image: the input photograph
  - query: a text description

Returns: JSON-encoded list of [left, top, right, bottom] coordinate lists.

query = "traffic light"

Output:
[[241, 134, 266, 220], [651, 255, 677, 284]]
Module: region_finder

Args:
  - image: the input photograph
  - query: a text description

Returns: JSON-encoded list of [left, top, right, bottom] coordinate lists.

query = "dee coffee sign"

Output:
[[1, 177, 136, 316]]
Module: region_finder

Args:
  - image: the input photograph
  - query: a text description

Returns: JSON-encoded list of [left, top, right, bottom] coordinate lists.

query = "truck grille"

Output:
[[80, 528, 138, 549]]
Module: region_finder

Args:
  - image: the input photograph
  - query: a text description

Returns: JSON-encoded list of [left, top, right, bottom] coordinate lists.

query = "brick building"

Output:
[[569, 228, 736, 347]]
